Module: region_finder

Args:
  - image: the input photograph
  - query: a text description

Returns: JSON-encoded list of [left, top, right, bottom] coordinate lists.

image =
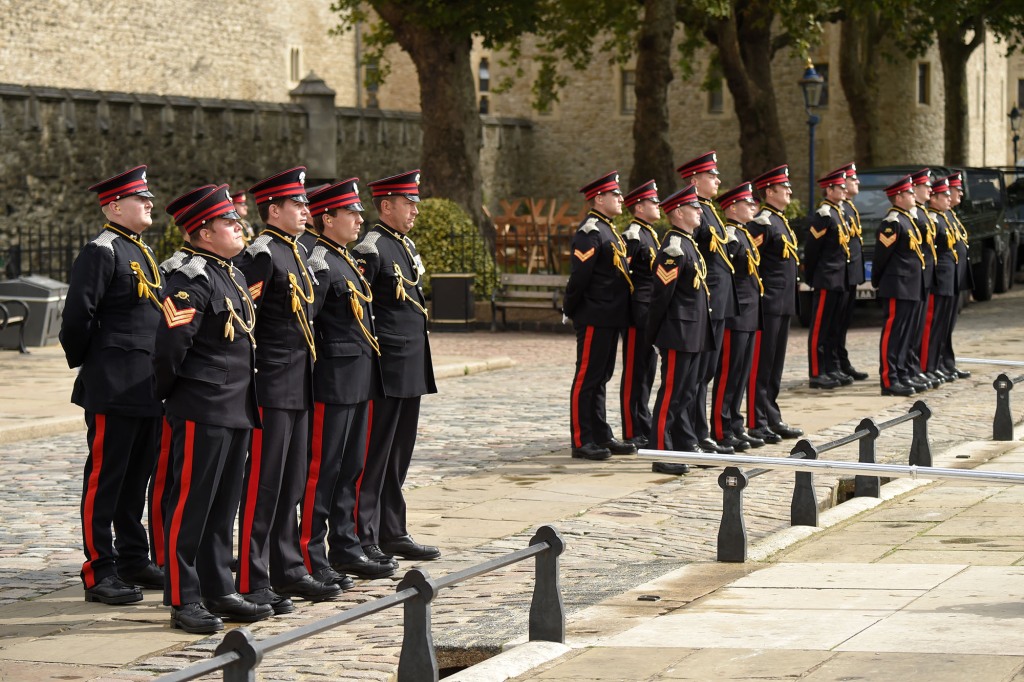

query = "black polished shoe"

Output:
[[699, 437, 734, 454], [737, 431, 765, 448], [652, 461, 690, 475], [954, 367, 971, 379], [904, 376, 927, 390], [571, 443, 612, 460], [204, 593, 273, 622], [934, 368, 954, 382], [881, 383, 915, 397], [843, 366, 869, 381], [926, 371, 946, 385], [808, 375, 840, 389], [170, 602, 224, 634], [275, 575, 342, 602], [84, 575, 143, 605], [748, 426, 782, 444], [829, 371, 854, 386], [717, 435, 749, 452], [599, 438, 636, 455], [332, 556, 396, 580], [379, 535, 442, 561], [242, 587, 295, 615], [770, 422, 804, 439], [626, 435, 649, 448], [120, 562, 165, 590], [312, 567, 356, 590], [363, 544, 399, 568]]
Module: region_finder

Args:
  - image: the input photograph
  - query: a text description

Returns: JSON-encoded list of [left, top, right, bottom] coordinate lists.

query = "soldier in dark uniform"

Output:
[[873, 175, 926, 396], [922, 177, 958, 381], [942, 172, 972, 379], [676, 151, 736, 455], [835, 163, 869, 381], [237, 167, 341, 611], [563, 171, 636, 461], [351, 170, 441, 563], [155, 185, 273, 633], [232, 190, 256, 244], [647, 184, 713, 475], [908, 168, 938, 390], [298, 183, 331, 254], [300, 179, 395, 583], [804, 168, 852, 389], [711, 182, 763, 452], [619, 180, 661, 449], [746, 166, 803, 443], [60, 165, 165, 604]]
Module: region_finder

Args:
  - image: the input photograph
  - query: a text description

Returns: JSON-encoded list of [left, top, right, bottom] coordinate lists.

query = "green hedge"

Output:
[[409, 198, 497, 298]]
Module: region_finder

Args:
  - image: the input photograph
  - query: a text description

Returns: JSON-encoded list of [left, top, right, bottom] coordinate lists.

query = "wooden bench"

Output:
[[0, 299, 29, 353], [490, 273, 567, 331]]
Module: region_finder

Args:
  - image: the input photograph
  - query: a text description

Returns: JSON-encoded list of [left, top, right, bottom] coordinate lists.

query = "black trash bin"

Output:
[[430, 273, 476, 331], [0, 275, 69, 349]]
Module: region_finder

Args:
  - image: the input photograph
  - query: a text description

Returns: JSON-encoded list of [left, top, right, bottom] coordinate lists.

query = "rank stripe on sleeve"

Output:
[[573, 247, 595, 263], [878, 231, 898, 247], [248, 281, 264, 300], [655, 264, 678, 284], [162, 296, 197, 328], [809, 227, 827, 239]]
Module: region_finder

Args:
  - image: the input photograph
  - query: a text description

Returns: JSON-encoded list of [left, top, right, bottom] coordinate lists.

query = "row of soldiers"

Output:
[[60, 165, 439, 634], [563, 153, 972, 473]]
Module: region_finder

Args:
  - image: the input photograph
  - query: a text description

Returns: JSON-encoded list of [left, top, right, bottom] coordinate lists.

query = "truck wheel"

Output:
[[995, 241, 1013, 293], [972, 248, 997, 302]]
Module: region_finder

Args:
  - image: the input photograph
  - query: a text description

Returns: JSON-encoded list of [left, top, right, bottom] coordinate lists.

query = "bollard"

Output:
[[215, 628, 261, 682], [909, 400, 932, 467], [993, 374, 1017, 441], [789, 439, 819, 527], [529, 525, 566, 643], [717, 467, 750, 562], [397, 569, 439, 682], [855, 418, 881, 498]]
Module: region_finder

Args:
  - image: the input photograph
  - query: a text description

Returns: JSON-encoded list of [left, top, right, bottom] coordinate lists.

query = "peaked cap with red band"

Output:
[[368, 169, 421, 203], [752, 165, 791, 190], [579, 171, 622, 200], [230, 190, 246, 203], [166, 185, 217, 221], [624, 180, 659, 208], [177, 185, 240, 234], [946, 171, 963, 189], [884, 175, 913, 197], [308, 178, 364, 215], [660, 184, 701, 213], [911, 168, 932, 186], [836, 162, 858, 180], [717, 182, 756, 210], [249, 166, 309, 204], [88, 165, 155, 206], [676, 151, 719, 178], [817, 169, 847, 189], [931, 178, 950, 194]]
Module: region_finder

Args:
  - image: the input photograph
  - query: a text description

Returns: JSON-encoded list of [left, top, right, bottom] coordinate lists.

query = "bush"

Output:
[[409, 198, 497, 298]]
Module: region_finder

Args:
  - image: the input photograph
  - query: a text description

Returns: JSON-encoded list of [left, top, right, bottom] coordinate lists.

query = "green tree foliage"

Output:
[[411, 198, 497, 297]]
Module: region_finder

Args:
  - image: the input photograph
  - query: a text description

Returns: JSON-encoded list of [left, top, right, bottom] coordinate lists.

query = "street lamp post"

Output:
[[1010, 106, 1021, 173], [799, 60, 825, 211]]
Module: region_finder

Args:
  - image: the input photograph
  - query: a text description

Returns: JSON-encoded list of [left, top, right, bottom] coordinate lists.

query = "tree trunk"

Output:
[[937, 21, 983, 166], [839, 12, 886, 167], [373, 1, 485, 231], [630, 0, 677, 194]]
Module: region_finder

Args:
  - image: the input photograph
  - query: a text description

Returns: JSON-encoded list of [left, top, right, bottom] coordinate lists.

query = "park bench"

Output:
[[0, 299, 29, 353], [490, 273, 567, 331]]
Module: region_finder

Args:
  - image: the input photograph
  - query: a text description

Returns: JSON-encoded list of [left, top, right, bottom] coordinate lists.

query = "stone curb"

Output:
[[443, 642, 571, 682], [434, 356, 517, 379]]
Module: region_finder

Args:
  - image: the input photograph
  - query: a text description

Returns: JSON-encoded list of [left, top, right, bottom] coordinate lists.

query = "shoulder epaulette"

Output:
[[308, 245, 329, 274], [352, 230, 381, 256], [753, 211, 772, 226], [579, 216, 600, 234], [622, 222, 642, 241], [160, 250, 187, 275], [245, 234, 273, 258], [883, 209, 901, 223], [91, 231, 118, 253], [816, 204, 832, 218], [178, 256, 209, 280], [664, 234, 684, 257]]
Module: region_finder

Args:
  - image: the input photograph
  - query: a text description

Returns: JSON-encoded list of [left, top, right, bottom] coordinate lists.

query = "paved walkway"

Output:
[[0, 288, 1021, 680]]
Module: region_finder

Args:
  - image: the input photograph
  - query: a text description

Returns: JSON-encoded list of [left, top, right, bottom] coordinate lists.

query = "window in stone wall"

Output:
[[918, 63, 931, 105], [708, 77, 724, 114], [290, 47, 302, 84], [621, 69, 636, 116]]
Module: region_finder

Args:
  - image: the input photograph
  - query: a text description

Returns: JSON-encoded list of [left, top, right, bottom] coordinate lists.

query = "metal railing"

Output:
[[993, 373, 1024, 441], [641, 401, 931, 563], [157, 525, 565, 682]]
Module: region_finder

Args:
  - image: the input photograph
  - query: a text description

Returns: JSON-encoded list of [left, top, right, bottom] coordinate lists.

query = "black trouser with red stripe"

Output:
[[356, 396, 419, 546], [619, 325, 656, 442], [570, 325, 619, 448], [907, 291, 930, 375], [748, 314, 790, 429], [148, 417, 174, 568], [694, 319, 726, 441], [712, 328, 755, 441], [879, 297, 917, 388], [301, 401, 369, 574], [921, 293, 954, 373], [834, 287, 858, 373], [237, 407, 309, 593], [163, 417, 248, 606], [941, 295, 963, 373], [80, 412, 160, 589], [807, 288, 843, 378], [651, 348, 701, 450]]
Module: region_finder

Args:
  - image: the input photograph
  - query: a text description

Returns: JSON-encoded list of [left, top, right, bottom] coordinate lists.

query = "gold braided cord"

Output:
[[590, 211, 634, 292], [762, 207, 800, 264], [948, 209, 969, 243], [671, 229, 710, 297], [200, 252, 257, 345], [640, 221, 661, 269], [823, 201, 851, 259], [929, 210, 959, 263], [735, 223, 765, 296], [317, 237, 381, 355], [264, 227, 316, 360], [843, 200, 863, 238], [918, 205, 938, 261], [891, 207, 927, 268], [104, 223, 163, 310], [698, 200, 735, 273], [392, 263, 429, 318]]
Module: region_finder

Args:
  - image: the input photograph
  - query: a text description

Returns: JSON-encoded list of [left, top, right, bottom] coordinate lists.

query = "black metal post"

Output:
[[855, 418, 881, 498], [790, 439, 819, 527], [993, 374, 1017, 441], [529, 525, 566, 643], [909, 400, 932, 467], [397, 569, 439, 682], [717, 466, 750, 562], [215, 628, 261, 682]]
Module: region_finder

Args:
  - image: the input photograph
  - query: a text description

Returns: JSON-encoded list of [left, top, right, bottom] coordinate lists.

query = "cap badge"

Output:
[[174, 291, 189, 300], [299, 171, 306, 184], [352, 182, 359, 194], [711, 153, 717, 163], [613, 173, 619, 183], [224, 190, 231, 201], [141, 170, 147, 182], [414, 173, 421, 185], [652, 181, 658, 191]]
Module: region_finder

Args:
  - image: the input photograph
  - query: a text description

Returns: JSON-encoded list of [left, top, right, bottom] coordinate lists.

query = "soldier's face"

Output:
[[271, 198, 310, 235], [672, 204, 701, 231], [913, 184, 931, 204], [930, 193, 951, 211], [695, 171, 721, 198], [234, 201, 249, 218], [765, 184, 791, 210], [594, 192, 623, 217], [825, 184, 846, 203], [385, 196, 419, 234], [326, 208, 364, 245], [893, 189, 916, 211], [201, 217, 245, 258], [109, 194, 154, 233], [732, 200, 756, 223], [633, 199, 660, 223], [845, 177, 860, 197], [950, 188, 963, 206]]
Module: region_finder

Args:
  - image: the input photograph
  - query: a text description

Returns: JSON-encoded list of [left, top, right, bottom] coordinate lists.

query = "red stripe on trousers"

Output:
[[920, 293, 935, 371], [713, 329, 732, 441], [880, 298, 896, 388], [809, 289, 827, 377], [238, 407, 263, 593], [621, 327, 637, 439], [353, 400, 373, 537], [748, 331, 761, 429], [570, 327, 595, 448], [300, 402, 326, 573], [655, 350, 676, 450], [151, 417, 172, 567], [81, 414, 106, 588], [167, 420, 195, 605]]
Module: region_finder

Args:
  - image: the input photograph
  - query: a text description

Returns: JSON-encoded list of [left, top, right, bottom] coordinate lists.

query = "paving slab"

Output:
[[800, 652, 1023, 682]]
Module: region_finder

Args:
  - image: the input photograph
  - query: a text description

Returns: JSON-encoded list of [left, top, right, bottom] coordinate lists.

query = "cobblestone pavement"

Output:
[[0, 291, 1022, 680]]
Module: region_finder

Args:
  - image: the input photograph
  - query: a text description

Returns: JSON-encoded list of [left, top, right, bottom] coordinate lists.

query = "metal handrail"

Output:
[[993, 373, 1024, 441], [157, 525, 565, 682]]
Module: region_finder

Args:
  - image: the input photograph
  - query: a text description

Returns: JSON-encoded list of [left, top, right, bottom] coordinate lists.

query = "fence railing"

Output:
[[993, 373, 1024, 441], [156, 525, 565, 682]]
